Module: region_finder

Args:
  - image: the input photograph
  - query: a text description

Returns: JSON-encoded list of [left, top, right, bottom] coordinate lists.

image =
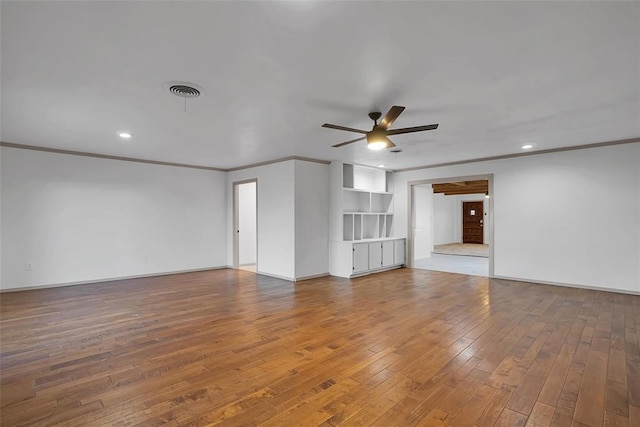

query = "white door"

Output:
[[353, 243, 369, 273], [382, 241, 394, 267], [368, 242, 382, 270]]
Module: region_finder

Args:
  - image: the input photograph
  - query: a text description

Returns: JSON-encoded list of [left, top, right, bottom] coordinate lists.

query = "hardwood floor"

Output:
[[1, 268, 639, 426]]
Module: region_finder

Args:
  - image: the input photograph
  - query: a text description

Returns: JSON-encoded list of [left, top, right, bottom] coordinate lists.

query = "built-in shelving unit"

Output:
[[330, 161, 405, 278], [340, 164, 394, 241]]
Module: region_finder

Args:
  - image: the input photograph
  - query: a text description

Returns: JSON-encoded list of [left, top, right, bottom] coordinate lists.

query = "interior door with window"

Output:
[[462, 201, 484, 244]]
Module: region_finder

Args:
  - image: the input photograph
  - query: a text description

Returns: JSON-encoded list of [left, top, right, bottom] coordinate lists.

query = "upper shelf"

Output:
[[343, 163, 392, 192], [343, 188, 392, 195]]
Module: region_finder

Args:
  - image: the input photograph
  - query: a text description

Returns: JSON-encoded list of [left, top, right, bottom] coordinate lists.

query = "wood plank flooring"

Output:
[[1, 268, 639, 426]]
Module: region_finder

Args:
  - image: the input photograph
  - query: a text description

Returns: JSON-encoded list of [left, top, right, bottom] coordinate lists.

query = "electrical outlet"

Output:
[[26, 263, 33, 271]]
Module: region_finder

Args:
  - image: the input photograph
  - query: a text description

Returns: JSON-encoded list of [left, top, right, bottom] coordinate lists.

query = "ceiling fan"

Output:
[[322, 106, 439, 150]]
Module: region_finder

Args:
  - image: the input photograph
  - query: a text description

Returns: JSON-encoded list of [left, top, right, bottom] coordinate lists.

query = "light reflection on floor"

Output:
[[414, 253, 488, 277], [238, 264, 256, 272]]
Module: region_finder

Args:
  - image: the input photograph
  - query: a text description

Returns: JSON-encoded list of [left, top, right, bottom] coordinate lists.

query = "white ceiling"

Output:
[[1, 1, 638, 170]]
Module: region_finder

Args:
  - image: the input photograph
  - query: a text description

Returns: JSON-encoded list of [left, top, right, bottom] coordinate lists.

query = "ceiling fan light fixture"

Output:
[[366, 128, 393, 150], [367, 140, 388, 150], [324, 106, 437, 150]]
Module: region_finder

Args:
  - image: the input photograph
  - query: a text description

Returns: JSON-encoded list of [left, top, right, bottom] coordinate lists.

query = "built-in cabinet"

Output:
[[330, 161, 406, 278]]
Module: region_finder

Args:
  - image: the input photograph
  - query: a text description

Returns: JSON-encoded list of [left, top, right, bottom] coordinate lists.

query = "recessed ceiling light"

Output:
[[521, 144, 533, 150], [119, 132, 132, 139], [378, 164, 385, 168]]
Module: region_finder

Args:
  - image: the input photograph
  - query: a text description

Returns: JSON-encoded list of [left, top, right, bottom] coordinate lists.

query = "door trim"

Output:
[[232, 179, 258, 269], [407, 174, 494, 277]]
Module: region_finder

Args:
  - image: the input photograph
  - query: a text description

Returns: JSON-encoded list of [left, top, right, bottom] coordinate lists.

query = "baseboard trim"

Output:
[[491, 275, 640, 296], [241, 270, 330, 282], [294, 272, 331, 282], [0, 266, 229, 293], [255, 271, 296, 282], [350, 265, 404, 279]]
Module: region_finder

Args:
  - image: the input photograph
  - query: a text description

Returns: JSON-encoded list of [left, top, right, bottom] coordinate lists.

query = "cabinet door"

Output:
[[394, 239, 406, 265], [382, 241, 394, 267], [368, 242, 382, 270], [353, 243, 369, 273]]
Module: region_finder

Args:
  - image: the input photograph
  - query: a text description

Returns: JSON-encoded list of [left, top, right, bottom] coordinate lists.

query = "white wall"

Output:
[[395, 143, 640, 294], [238, 181, 257, 265], [0, 148, 3, 284], [1, 147, 227, 290], [294, 160, 330, 279], [413, 185, 434, 259], [227, 161, 295, 280], [433, 193, 456, 245], [433, 193, 489, 245]]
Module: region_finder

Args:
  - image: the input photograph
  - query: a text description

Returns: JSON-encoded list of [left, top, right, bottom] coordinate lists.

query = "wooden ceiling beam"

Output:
[[433, 185, 488, 192], [432, 179, 489, 196]]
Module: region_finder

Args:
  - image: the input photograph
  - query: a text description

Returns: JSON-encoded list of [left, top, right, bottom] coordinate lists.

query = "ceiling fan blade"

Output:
[[322, 123, 368, 134], [332, 136, 366, 148], [379, 106, 405, 129], [386, 124, 439, 135]]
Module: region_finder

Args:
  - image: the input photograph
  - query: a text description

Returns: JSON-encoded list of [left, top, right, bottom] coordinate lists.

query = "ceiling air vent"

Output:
[[164, 81, 203, 98]]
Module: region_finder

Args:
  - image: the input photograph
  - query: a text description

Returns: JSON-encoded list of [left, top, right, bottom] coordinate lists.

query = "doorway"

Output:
[[233, 180, 257, 272], [408, 175, 493, 277]]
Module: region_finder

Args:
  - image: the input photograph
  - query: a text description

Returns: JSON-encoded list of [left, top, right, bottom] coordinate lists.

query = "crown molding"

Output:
[[225, 156, 330, 172], [394, 137, 640, 172], [0, 142, 330, 172], [0, 141, 227, 171], [3, 137, 637, 174]]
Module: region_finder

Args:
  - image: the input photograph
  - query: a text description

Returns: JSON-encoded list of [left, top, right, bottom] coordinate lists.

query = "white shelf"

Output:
[[354, 214, 362, 241], [343, 211, 386, 215], [343, 191, 370, 213], [342, 163, 354, 188], [363, 215, 378, 239], [371, 193, 393, 214], [343, 188, 371, 193], [352, 165, 386, 192], [343, 214, 353, 241], [330, 161, 400, 278], [385, 215, 393, 238]]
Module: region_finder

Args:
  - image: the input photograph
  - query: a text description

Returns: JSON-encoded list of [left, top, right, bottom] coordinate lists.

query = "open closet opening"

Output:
[[233, 180, 257, 272]]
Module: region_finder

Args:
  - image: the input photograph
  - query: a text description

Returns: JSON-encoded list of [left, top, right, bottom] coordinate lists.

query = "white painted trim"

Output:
[[491, 275, 640, 296], [0, 266, 230, 292], [0, 141, 226, 171], [394, 138, 640, 172], [226, 156, 330, 171], [294, 272, 331, 282], [350, 265, 404, 278], [255, 271, 296, 282]]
